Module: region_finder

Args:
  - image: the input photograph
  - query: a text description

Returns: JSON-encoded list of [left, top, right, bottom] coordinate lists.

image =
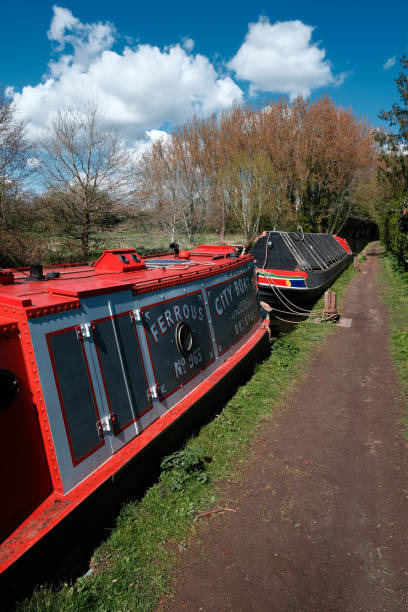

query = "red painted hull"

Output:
[[0, 246, 268, 577]]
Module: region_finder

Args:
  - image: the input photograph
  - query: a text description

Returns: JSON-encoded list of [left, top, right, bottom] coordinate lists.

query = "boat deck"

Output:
[[0, 248, 250, 311]]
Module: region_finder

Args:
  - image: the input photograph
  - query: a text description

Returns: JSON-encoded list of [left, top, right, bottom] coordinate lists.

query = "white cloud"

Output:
[[182, 37, 195, 53], [47, 6, 79, 45], [228, 17, 340, 100], [8, 9, 342, 151], [127, 129, 171, 161], [26, 157, 41, 169], [8, 6, 242, 145], [47, 6, 116, 70], [383, 56, 396, 70]]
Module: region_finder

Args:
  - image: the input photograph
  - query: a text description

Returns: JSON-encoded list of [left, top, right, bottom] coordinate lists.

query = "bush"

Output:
[[160, 446, 210, 491], [379, 199, 408, 264], [0, 229, 50, 267]]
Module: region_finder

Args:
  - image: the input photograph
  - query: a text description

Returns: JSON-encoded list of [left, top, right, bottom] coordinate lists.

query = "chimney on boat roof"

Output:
[[30, 264, 44, 280], [169, 242, 180, 257]]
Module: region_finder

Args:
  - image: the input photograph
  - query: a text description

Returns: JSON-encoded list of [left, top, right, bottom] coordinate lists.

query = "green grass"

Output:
[[377, 248, 408, 439], [18, 263, 357, 612], [35, 228, 246, 265], [97, 229, 245, 254]]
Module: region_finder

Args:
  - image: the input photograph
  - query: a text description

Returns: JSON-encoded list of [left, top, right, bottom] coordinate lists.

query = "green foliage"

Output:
[[378, 252, 408, 439], [373, 56, 408, 250], [160, 447, 210, 491], [378, 199, 408, 264], [374, 55, 408, 198]]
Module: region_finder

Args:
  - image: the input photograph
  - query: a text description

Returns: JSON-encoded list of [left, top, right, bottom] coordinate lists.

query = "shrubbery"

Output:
[[379, 200, 408, 265]]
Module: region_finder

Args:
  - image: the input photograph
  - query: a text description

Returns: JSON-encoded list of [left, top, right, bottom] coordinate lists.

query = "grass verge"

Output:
[[377, 248, 408, 439], [19, 263, 357, 612]]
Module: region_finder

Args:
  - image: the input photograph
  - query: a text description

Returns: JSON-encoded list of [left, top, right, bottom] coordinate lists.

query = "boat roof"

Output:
[[251, 231, 350, 272], [0, 246, 252, 316]]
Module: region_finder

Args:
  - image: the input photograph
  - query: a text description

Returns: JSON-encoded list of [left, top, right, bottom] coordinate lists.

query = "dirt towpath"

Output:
[[165, 246, 408, 611]]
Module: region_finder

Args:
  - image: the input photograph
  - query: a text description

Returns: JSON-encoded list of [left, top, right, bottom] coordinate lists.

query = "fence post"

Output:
[[323, 290, 338, 320]]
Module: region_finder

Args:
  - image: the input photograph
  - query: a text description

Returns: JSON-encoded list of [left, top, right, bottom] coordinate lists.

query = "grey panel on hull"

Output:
[[93, 315, 150, 431], [143, 292, 213, 397], [49, 329, 101, 462], [207, 268, 260, 354], [116, 315, 151, 416], [287, 234, 325, 269]]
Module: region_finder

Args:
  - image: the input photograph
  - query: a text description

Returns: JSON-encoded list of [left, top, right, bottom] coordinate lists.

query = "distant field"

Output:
[[99, 228, 244, 253], [28, 224, 245, 265]]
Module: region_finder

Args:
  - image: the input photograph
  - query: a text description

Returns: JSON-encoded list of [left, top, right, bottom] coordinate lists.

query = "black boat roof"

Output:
[[251, 231, 350, 272]]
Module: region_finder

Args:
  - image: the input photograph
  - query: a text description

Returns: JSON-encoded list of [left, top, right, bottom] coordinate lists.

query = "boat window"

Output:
[[142, 292, 213, 398], [119, 254, 130, 264], [175, 321, 193, 356], [131, 253, 140, 263]]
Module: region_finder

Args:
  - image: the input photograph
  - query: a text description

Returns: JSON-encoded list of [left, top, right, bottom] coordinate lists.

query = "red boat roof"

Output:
[[0, 248, 252, 316]]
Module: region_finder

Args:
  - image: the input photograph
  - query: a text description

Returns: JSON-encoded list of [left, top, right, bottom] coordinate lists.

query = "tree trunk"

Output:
[[219, 208, 226, 243], [81, 232, 89, 259], [82, 205, 90, 259]]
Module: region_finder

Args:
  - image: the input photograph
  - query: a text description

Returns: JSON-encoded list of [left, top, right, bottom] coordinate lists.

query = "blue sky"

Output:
[[1, 1, 407, 148]]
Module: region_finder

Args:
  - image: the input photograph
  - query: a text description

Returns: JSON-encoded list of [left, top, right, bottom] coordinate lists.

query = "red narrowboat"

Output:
[[0, 243, 269, 581]]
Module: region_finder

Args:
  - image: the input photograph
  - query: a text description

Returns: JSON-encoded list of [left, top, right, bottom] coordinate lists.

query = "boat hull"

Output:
[[0, 247, 269, 581], [257, 256, 352, 310], [252, 231, 352, 313], [1, 323, 269, 603]]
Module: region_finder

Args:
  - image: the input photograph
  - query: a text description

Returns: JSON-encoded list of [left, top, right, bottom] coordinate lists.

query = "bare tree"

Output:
[[170, 127, 210, 244], [37, 102, 132, 258], [299, 96, 375, 233], [0, 97, 31, 227], [135, 96, 376, 242], [138, 125, 210, 246], [225, 152, 279, 246], [138, 139, 182, 242]]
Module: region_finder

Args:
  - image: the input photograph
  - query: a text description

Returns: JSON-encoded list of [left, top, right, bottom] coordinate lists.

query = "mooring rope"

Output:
[[262, 274, 325, 317]]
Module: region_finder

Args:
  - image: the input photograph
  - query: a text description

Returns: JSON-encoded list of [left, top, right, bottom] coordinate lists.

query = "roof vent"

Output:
[[93, 249, 145, 273]]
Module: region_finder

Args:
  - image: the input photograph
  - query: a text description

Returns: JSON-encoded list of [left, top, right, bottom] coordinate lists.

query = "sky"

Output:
[[1, 0, 408, 152]]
